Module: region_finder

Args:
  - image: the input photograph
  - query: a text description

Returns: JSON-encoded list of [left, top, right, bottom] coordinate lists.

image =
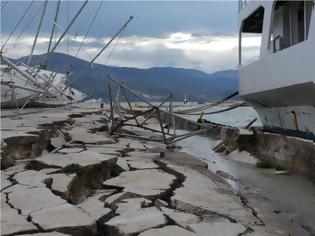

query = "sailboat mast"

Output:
[[27, 0, 48, 65], [48, 0, 88, 54], [47, 0, 61, 55], [65, 16, 134, 89]]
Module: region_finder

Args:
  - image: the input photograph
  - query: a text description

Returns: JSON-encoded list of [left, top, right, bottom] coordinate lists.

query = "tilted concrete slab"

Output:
[[103, 169, 176, 198], [160, 207, 200, 227], [30, 203, 96, 235], [139, 225, 195, 236], [116, 159, 130, 171], [78, 193, 113, 222], [49, 173, 76, 195], [105, 207, 167, 235]]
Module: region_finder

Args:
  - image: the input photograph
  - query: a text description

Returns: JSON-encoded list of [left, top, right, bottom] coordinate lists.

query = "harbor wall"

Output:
[[161, 111, 315, 181]]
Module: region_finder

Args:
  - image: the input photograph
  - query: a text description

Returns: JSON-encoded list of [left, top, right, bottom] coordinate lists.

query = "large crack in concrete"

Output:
[[239, 194, 265, 226]]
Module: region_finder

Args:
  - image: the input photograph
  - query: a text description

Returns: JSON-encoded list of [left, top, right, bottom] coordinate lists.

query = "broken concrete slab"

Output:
[[117, 138, 147, 150], [125, 156, 159, 170], [7, 184, 66, 216], [30, 203, 96, 235], [78, 193, 113, 223], [160, 207, 200, 227], [68, 127, 115, 145], [169, 165, 256, 225], [116, 159, 130, 171], [189, 219, 246, 236], [139, 225, 195, 236], [49, 173, 76, 196], [34, 151, 116, 168], [115, 198, 152, 215], [103, 169, 176, 199], [154, 199, 168, 208], [59, 147, 85, 154], [104, 207, 167, 235], [1, 201, 37, 235], [14, 170, 50, 188]]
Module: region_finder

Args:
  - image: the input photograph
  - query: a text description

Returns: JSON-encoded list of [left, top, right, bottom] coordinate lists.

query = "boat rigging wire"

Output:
[[8, 3, 44, 52], [48, 0, 88, 55], [47, 0, 61, 56], [104, 27, 125, 66], [28, 0, 48, 65], [64, 16, 134, 90], [0, 1, 9, 11], [175, 91, 239, 114], [75, 0, 103, 57], [184, 101, 247, 115], [1, 0, 34, 51]]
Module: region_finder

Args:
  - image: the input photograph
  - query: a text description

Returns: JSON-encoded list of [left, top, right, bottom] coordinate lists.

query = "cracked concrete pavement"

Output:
[[0, 104, 304, 235]]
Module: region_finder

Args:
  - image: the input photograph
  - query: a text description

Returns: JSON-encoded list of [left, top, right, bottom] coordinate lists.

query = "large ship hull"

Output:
[[241, 83, 315, 140]]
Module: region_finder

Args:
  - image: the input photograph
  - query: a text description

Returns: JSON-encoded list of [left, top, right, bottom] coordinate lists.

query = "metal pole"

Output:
[[107, 75, 154, 107], [122, 87, 140, 126], [156, 108, 167, 143]]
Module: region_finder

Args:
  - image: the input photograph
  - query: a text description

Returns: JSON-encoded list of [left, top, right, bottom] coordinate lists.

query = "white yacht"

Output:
[[238, 0, 315, 140], [1, 63, 87, 108]]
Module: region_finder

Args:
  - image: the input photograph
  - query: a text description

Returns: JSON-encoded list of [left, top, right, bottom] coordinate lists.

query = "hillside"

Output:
[[14, 52, 239, 101]]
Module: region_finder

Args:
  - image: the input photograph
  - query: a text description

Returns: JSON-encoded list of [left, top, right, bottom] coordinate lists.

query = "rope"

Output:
[[104, 29, 124, 66], [8, 3, 44, 52], [184, 102, 247, 115], [75, 0, 103, 57], [175, 91, 239, 114], [1, 0, 34, 51]]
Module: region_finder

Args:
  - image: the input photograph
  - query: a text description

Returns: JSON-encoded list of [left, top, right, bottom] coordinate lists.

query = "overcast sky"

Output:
[[1, 1, 260, 73]]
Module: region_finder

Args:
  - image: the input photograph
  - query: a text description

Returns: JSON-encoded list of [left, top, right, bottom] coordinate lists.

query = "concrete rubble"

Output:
[[0, 104, 307, 235]]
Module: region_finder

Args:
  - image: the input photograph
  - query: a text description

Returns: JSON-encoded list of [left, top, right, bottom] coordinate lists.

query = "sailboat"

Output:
[[1, 1, 133, 110]]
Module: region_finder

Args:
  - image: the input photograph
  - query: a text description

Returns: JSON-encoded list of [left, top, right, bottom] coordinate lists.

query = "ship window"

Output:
[[239, 6, 264, 65], [271, 1, 314, 53]]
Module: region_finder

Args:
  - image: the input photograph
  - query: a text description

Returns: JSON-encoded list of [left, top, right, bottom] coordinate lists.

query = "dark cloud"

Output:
[[1, 1, 238, 38]]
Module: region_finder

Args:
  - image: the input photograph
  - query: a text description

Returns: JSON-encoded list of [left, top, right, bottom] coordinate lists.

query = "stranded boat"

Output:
[[238, 0, 315, 140]]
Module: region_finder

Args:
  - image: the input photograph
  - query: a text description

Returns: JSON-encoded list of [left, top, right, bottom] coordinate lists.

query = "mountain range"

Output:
[[13, 52, 238, 101]]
